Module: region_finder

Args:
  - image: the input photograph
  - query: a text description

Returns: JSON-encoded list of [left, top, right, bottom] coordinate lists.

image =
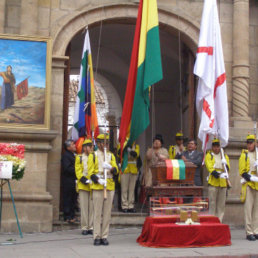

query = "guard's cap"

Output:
[[246, 134, 255, 143], [212, 138, 220, 146], [96, 134, 109, 141], [175, 132, 183, 139], [82, 139, 92, 146]]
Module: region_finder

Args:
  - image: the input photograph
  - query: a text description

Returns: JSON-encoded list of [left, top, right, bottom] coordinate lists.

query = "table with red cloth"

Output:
[[137, 215, 231, 248]]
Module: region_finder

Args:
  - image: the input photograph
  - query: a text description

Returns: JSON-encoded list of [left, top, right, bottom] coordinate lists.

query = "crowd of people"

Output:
[[61, 132, 258, 245]]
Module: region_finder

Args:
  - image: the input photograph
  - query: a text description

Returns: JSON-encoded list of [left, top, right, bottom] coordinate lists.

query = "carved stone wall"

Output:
[[0, 0, 257, 231]]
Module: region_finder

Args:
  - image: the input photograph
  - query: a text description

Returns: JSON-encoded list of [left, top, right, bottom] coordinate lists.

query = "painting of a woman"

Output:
[[0, 65, 16, 110]]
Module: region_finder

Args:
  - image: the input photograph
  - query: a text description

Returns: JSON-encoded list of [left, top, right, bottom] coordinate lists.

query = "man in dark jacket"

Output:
[[176, 139, 204, 186], [61, 139, 77, 222]]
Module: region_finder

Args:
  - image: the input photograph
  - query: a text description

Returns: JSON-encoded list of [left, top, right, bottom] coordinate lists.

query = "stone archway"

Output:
[[49, 3, 200, 220], [52, 4, 199, 56]]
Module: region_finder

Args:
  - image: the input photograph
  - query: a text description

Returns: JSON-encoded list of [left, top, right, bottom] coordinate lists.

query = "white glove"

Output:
[[85, 179, 92, 184], [254, 160, 258, 168], [250, 175, 258, 182], [240, 178, 246, 184], [221, 158, 227, 165], [103, 161, 112, 170], [220, 173, 227, 179], [98, 178, 106, 185], [127, 147, 132, 152]]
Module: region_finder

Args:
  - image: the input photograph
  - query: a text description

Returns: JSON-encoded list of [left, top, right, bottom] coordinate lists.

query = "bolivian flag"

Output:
[[119, 0, 163, 171], [72, 29, 99, 141], [165, 159, 186, 180]]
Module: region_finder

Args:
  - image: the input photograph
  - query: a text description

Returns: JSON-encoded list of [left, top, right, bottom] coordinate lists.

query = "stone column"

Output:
[[47, 56, 69, 220], [232, 0, 250, 121]]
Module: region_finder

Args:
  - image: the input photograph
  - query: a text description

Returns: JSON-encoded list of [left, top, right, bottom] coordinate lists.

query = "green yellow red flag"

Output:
[[119, 0, 163, 171], [165, 159, 186, 180]]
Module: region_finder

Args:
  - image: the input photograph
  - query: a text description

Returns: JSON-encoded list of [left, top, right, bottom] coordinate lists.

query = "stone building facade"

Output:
[[0, 0, 257, 232]]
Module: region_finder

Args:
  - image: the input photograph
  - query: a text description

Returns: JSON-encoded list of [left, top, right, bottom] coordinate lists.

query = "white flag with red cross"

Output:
[[194, 0, 228, 151]]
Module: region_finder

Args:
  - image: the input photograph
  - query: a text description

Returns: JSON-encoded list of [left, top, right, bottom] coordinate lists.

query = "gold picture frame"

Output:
[[0, 34, 51, 130]]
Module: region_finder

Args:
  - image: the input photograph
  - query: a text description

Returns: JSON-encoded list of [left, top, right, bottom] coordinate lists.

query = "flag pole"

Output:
[[103, 122, 107, 200], [254, 121, 258, 174], [177, 14, 183, 133], [151, 85, 155, 144]]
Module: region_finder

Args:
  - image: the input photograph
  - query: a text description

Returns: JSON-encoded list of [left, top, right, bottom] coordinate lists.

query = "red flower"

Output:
[[0, 143, 25, 158]]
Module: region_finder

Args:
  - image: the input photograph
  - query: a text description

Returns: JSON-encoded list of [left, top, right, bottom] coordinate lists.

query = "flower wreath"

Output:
[[0, 143, 26, 180]]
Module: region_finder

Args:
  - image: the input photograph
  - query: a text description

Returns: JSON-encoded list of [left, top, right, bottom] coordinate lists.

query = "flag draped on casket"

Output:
[[194, 0, 229, 151], [119, 0, 163, 171], [72, 29, 99, 141], [17, 78, 29, 100], [165, 159, 185, 180]]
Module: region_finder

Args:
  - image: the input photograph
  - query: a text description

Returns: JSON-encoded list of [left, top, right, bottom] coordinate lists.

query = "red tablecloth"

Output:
[[137, 215, 231, 248]]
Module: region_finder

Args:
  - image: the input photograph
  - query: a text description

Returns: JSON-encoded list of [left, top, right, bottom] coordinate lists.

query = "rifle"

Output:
[[255, 121, 258, 174], [220, 147, 232, 189], [103, 123, 107, 200]]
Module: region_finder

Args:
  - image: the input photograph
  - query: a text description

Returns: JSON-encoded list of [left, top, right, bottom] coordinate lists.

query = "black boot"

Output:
[[81, 230, 88, 235], [128, 208, 136, 213], [94, 238, 101, 246], [101, 238, 109, 245], [246, 234, 256, 241]]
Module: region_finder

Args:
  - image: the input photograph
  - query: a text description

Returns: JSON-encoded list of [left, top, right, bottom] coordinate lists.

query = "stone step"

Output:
[[53, 211, 148, 231], [110, 211, 148, 227]]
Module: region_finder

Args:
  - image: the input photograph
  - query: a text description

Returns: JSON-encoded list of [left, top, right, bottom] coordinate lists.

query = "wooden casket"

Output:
[[146, 160, 203, 197], [151, 161, 196, 186]]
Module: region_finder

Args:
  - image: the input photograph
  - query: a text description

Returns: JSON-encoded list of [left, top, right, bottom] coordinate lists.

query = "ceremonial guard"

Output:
[[205, 139, 230, 222], [239, 134, 258, 241], [88, 134, 118, 246], [75, 139, 93, 235], [121, 142, 140, 213], [168, 132, 185, 159]]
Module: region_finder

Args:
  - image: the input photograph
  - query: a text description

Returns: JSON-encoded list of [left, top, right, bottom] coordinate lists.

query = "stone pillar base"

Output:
[[224, 198, 244, 227], [229, 117, 256, 139], [1, 191, 53, 233], [231, 116, 253, 127]]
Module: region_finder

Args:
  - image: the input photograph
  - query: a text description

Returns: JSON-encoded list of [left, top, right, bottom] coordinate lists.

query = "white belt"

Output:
[[128, 161, 136, 164]]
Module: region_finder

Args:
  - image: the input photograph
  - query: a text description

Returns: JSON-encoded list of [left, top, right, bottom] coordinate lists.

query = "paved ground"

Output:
[[0, 227, 258, 258]]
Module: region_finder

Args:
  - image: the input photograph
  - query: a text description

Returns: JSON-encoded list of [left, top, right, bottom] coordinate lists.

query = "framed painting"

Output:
[[0, 34, 51, 130]]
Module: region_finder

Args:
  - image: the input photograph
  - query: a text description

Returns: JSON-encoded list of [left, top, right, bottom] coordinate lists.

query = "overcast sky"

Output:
[[0, 39, 47, 88]]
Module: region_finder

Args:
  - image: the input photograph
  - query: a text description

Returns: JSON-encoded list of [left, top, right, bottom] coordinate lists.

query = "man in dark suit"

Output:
[[176, 139, 204, 186], [61, 139, 77, 222]]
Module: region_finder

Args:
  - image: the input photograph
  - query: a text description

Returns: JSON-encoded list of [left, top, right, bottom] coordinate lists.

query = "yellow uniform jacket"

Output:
[[168, 145, 185, 159], [88, 149, 118, 191], [75, 153, 91, 192], [239, 149, 258, 191], [205, 151, 230, 187], [124, 144, 140, 175]]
